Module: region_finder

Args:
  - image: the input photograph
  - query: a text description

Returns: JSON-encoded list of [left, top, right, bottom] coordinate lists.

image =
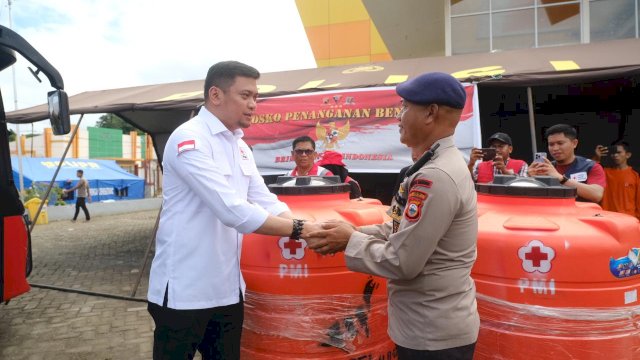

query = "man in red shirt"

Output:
[[594, 141, 640, 218], [528, 124, 606, 202], [467, 132, 528, 183], [285, 135, 333, 177]]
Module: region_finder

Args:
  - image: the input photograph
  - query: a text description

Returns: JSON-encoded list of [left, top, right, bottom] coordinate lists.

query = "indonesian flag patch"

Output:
[[405, 190, 428, 222], [177, 139, 196, 154]]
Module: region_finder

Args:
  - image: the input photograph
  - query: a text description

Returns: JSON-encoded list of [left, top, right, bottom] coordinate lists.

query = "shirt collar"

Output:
[[292, 163, 319, 176], [197, 106, 245, 139], [431, 135, 455, 151]]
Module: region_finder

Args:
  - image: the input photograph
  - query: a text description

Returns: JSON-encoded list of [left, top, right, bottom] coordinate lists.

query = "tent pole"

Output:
[[29, 114, 84, 233], [130, 204, 161, 298], [527, 87, 538, 155]]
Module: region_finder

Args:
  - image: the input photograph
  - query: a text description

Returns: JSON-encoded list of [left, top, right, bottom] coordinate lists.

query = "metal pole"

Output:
[[130, 205, 161, 297], [527, 87, 538, 155], [29, 114, 84, 233], [8, 0, 24, 199]]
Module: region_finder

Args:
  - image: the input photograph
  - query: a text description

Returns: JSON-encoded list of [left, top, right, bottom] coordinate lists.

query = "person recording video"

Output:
[[528, 124, 606, 203], [467, 132, 528, 183]]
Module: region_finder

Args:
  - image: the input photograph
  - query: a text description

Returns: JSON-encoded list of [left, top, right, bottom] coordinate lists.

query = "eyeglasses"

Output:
[[293, 149, 315, 156]]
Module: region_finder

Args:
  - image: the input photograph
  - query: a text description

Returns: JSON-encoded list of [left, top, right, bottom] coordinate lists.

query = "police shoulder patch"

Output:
[[404, 189, 428, 222], [410, 178, 433, 190]]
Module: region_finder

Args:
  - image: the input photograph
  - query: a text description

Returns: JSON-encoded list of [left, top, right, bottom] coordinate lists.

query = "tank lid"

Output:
[[476, 175, 576, 198], [268, 176, 351, 195]]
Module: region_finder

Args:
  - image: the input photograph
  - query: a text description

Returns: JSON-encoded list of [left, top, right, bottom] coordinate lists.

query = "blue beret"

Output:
[[396, 72, 466, 109]]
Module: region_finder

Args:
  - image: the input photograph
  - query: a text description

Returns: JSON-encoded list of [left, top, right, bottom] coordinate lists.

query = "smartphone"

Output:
[[480, 148, 496, 161], [534, 152, 547, 163], [607, 145, 618, 155]]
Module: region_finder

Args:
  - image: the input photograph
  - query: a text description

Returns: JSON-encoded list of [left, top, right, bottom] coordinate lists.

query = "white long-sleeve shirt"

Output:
[[148, 107, 289, 310]]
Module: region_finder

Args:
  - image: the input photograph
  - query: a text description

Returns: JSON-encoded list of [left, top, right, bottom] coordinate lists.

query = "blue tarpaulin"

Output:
[[11, 157, 144, 202]]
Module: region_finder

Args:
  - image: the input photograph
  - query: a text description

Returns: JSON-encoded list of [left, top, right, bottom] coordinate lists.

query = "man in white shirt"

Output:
[[147, 61, 320, 360]]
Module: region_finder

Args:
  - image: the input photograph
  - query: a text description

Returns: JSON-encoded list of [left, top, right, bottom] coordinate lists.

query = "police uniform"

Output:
[[345, 136, 479, 351], [147, 106, 289, 358], [343, 72, 479, 357]]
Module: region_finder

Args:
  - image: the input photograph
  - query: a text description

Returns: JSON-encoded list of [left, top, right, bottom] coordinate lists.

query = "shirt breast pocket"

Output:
[[210, 145, 233, 179], [240, 160, 256, 176]]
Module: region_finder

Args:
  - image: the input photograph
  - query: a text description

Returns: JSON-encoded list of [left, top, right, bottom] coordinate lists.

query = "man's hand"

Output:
[[594, 145, 608, 162], [468, 148, 483, 165], [306, 222, 355, 255], [493, 154, 504, 171], [494, 155, 515, 175], [528, 158, 561, 180], [300, 221, 323, 239]]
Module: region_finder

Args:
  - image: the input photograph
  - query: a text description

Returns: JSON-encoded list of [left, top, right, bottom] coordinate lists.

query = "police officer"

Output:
[[306, 72, 479, 360], [147, 61, 321, 360]]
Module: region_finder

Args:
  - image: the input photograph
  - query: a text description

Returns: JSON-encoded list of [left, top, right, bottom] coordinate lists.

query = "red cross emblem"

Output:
[[518, 240, 555, 273], [278, 237, 307, 260]]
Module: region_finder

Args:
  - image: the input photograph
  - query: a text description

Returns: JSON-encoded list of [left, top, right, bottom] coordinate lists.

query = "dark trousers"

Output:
[[396, 342, 476, 360], [148, 293, 244, 360], [73, 197, 90, 220]]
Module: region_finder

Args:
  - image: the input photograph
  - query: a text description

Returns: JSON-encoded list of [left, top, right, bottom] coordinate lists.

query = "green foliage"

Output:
[[24, 183, 66, 206], [8, 128, 16, 142], [96, 113, 144, 135]]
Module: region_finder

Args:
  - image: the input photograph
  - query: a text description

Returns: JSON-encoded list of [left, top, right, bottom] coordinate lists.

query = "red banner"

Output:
[[246, 86, 480, 175]]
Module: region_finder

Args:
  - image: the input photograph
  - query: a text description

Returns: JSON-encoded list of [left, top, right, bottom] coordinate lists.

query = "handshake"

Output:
[[298, 220, 357, 255]]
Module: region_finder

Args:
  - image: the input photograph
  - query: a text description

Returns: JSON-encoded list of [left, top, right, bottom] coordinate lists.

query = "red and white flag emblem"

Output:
[[177, 140, 196, 154]]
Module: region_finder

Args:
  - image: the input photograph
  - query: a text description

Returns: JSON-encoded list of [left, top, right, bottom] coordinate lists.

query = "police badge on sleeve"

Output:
[[404, 190, 428, 222]]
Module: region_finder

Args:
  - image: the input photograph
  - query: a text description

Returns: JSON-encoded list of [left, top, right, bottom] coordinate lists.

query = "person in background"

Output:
[[146, 61, 322, 360], [594, 141, 640, 219], [285, 135, 333, 176], [528, 124, 606, 203], [62, 179, 74, 201], [316, 150, 362, 199], [467, 132, 528, 183], [306, 72, 479, 360], [62, 169, 90, 222]]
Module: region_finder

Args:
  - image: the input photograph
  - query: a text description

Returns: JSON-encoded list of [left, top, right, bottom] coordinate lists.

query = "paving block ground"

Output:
[[1, 210, 162, 360]]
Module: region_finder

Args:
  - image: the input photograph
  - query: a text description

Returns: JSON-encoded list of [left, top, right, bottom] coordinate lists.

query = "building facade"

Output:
[[296, 0, 640, 66]]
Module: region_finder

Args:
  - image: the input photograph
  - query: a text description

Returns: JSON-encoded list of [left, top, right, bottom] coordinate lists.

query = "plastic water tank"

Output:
[[240, 176, 397, 359], [473, 175, 640, 359]]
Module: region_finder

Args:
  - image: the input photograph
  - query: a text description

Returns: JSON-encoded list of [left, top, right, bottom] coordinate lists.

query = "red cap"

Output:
[[317, 151, 345, 166]]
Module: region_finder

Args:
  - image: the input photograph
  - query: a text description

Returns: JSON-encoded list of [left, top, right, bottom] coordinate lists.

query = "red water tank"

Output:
[[473, 176, 640, 359], [241, 176, 397, 359]]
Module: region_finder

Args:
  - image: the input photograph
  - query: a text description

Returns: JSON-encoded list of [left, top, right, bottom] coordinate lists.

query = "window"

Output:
[[538, 3, 581, 47], [590, 0, 637, 42], [449, 0, 639, 55], [452, 14, 490, 54]]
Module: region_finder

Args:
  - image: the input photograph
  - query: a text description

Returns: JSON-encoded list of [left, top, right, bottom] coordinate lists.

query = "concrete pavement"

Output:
[[1, 209, 159, 359]]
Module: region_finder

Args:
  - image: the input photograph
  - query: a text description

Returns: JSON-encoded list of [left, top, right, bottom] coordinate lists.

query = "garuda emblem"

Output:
[[315, 120, 350, 150]]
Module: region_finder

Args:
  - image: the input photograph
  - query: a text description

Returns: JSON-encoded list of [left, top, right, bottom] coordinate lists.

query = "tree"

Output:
[[95, 113, 143, 134], [8, 128, 16, 142]]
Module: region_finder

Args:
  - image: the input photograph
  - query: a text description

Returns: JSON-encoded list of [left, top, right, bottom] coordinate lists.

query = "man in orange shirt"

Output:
[[594, 141, 640, 219]]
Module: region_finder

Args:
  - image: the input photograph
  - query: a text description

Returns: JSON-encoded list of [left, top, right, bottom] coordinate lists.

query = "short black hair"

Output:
[[77, 169, 83, 174], [204, 61, 260, 97], [545, 124, 577, 140], [613, 140, 631, 153], [292, 135, 316, 150]]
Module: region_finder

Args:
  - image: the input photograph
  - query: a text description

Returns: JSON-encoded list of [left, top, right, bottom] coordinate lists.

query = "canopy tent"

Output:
[[6, 38, 640, 165], [11, 157, 144, 202]]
